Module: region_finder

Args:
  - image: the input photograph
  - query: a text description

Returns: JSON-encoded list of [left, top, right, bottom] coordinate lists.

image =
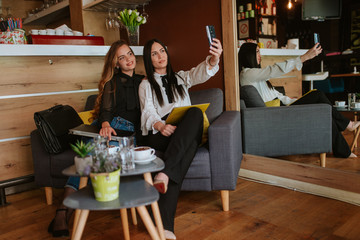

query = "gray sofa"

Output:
[[31, 88, 243, 211], [240, 85, 332, 167]]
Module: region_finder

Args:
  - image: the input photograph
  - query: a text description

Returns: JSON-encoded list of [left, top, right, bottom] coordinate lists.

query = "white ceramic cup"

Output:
[[65, 31, 74, 36], [352, 102, 360, 109], [30, 29, 39, 35], [73, 31, 83, 36], [39, 30, 47, 35], [55, 29, 64, 35], [335, 101, 346, 107], [134, 146, 155, 160], [46, 29, 55, 35]]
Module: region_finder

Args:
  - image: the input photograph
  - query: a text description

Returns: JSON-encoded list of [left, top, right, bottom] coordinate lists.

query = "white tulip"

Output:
[[137, 16, 142, 22], [128, 9, 132, 15], [142, 17, 147, 24]]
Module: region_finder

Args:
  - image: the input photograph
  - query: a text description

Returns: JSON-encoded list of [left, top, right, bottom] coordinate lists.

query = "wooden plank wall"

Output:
[[0, 55, 145, 182]]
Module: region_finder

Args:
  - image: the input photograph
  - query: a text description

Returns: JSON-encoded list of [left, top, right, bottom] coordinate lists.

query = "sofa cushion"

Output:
[[240, 85, 266, 108], [265, 98, 280, 107], [190, 88, 223, 123]]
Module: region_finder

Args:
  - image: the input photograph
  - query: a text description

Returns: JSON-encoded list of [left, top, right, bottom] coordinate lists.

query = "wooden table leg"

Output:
[[354, 114, 358, 148], [71, 177, 88, 240], [136, 205, 160, 240], [351, 125, 360, 151], [73, 209, 89, 240], [120, 209, 130, 240], [143, 173, 165, 240], [131, 208, 137, 225]]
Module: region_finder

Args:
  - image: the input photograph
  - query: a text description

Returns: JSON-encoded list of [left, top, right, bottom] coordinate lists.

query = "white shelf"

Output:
[[0, 45, 144, 56], [23, 0, 70, 25]]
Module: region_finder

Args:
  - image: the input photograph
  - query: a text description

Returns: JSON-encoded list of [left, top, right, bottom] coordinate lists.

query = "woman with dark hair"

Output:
[[238, 42, 359, 158], [139, 38, 223, 239], [48, 40, 144, 238]]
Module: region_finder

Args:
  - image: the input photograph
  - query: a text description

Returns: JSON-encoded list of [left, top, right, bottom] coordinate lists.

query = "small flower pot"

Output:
[[90, 169, 120, 202], [74, 155, 92, 175]]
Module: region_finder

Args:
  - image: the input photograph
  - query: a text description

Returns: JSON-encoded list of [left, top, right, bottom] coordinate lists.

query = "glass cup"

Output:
[[118, 136, 135, 171]]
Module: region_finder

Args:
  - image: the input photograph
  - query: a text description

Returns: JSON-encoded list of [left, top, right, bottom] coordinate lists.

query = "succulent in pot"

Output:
[[70, 140, 94, 175]]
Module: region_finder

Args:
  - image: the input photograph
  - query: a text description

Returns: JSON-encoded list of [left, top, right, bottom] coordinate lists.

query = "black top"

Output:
[[98, 71, 144, 142]]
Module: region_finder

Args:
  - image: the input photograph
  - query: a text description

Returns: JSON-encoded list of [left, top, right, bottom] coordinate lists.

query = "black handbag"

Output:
[[34, 105, 83, 154]]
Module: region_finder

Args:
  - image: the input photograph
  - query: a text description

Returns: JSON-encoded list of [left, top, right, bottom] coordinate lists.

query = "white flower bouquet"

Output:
[[118, 9, 147, 33]]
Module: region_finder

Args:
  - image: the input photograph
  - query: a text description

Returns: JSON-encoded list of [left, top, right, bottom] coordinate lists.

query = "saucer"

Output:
[[333, 105, 347, 108], [134, 155, 156, 165], [351, 107, 360, 111]]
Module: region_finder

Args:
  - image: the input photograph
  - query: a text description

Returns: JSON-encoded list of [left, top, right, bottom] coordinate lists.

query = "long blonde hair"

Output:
[[92, 40, 134, 120]]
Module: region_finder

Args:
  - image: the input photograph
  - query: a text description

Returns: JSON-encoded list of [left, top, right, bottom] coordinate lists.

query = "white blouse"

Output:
[[139, 56, 219, 135], [240, 57, 303, 105]]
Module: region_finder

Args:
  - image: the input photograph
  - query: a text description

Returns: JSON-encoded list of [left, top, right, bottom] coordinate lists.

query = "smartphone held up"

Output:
[[206, 25, 216, 46]]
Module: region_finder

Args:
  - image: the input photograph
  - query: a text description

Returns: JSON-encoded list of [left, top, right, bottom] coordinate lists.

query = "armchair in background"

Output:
[[240, 85, 332, 167]]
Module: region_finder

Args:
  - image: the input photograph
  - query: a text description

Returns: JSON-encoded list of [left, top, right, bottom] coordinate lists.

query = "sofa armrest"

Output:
[[31, 129, 53, 187], [241, 104, 332, 156], [208, 111, 242, 190]]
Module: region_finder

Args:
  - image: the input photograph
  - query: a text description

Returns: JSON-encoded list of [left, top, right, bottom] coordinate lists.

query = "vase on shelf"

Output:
[[125, 26, 139, 46]]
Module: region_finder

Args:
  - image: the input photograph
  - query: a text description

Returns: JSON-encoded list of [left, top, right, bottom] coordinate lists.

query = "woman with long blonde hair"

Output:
[[48, 40, 144, 238]]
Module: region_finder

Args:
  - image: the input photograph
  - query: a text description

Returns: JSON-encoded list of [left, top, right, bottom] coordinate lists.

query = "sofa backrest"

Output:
[[189, 88, 223, 123], [240, 85, 265, 108], [85, 95, 97, 111], [86, 88, 224, 124]]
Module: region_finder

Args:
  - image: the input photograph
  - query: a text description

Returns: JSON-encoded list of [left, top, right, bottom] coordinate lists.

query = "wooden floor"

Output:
[[1, 176, 360, 240], [279, 130, 360, 173], [1, 131, 360, 239]]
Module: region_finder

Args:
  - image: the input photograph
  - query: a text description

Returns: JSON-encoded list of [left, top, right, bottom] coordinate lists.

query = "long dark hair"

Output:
[[143, 39, 185, 106], [238, 42, 260, 71], [238, 42, 273, 89]]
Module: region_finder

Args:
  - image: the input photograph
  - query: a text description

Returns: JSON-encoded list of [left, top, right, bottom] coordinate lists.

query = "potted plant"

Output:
[[89, 140, 122, 202], [117, 9, 147, 46], [70, 140, 94, 175]]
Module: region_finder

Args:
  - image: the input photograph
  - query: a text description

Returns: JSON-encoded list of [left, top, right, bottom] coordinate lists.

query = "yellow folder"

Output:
[[288, 89, 317, 106], [165, 103, 210, 125]]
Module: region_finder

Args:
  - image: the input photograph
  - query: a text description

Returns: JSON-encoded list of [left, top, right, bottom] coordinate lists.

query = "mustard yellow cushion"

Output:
[[78, 110, 94, 125], [265, 99, 280, 107], [200, 112, 210, 145]]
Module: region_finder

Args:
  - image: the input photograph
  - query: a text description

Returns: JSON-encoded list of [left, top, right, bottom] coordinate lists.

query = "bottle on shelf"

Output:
[[259, 17, 264, 35], [263, 0, 268, 15], [271, 0, 276, 16], [260, 0, 265, 15]]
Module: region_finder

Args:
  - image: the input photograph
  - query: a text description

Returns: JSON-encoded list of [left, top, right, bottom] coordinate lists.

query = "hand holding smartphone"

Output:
[[206, 25, 216, 46], [314, 33, 320, 45]]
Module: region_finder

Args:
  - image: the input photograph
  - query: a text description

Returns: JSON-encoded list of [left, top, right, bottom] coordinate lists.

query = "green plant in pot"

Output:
[[89, 138, 122, 202], [70, 140, 94, 175]]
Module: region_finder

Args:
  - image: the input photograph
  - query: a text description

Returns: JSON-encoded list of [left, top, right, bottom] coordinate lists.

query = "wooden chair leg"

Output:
[[120, 209, 130, 240], [220, 190, 229, 211], [131, 207, 137, 225], [44, 187, 53, 205], [320, 153, 326, 167]]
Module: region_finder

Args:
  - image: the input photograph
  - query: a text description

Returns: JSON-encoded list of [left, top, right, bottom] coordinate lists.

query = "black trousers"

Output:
[[145, 107, 204, 232], [291, 90, 351, 158]]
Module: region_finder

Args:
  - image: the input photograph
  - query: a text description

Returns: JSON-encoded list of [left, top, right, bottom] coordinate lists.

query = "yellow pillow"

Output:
[[265, 99, 280, 107], [200, 112, 210, 146], [78, 110, 94, 125]]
